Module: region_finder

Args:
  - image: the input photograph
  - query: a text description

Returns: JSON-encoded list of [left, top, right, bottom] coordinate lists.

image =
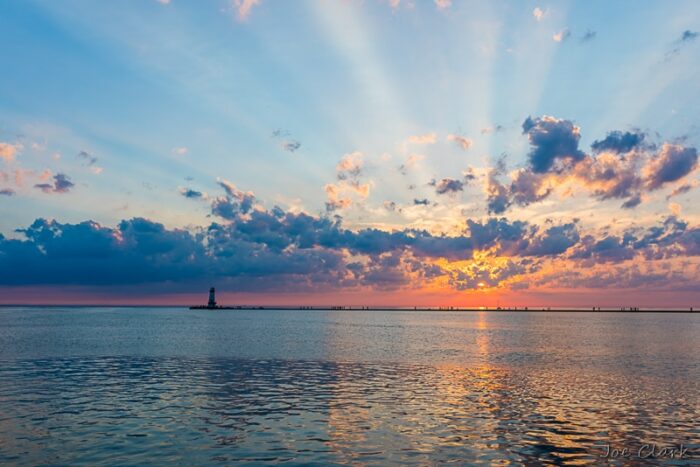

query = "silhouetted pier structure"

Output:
[[189, 288, 696, 312]]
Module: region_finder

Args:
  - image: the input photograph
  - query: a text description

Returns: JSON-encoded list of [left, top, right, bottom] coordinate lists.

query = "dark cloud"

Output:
[[34, 173, 74, 194], [666, 181, 697, 199], [271, 129, 301, 153], [581, 30, 596, 42], [681, 30, 698, 42], [214, 179, 255, 216], [433, 178, 464, 195], [486, 170, 511, 214], [523, 223, 579, 256], [77, 150, 97, 166], [665, 30, 699, 60], [282, 140, 301, 153], [509, 169, 552, 206], [645, 144, 698, 190], [413, 198, 429, 206], [180, 188, 204, 199], [591, 131, 645, 154], [0, 188, 14, 196], [621, 194, 642, 209], [3, 201, 700, 294], [522, 116, 586, 173]]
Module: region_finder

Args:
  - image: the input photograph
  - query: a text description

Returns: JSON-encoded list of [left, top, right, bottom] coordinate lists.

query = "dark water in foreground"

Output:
[[0, 308, 697, 465]]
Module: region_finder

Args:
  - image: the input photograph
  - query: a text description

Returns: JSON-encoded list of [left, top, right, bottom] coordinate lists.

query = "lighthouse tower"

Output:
[[208, 287, 217, 308]]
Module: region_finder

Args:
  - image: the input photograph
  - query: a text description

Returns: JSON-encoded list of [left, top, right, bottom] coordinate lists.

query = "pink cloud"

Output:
[[233, 0, 262, 21]]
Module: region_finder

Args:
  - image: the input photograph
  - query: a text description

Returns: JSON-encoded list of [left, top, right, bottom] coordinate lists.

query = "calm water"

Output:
[[0, 308, 697, 465]]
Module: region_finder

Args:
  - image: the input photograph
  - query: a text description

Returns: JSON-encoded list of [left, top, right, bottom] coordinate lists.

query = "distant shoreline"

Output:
[[0, 304, 697, 313]]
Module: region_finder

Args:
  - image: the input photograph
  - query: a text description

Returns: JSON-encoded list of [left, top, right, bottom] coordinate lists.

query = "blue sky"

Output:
[[1, 0, 699, 305]]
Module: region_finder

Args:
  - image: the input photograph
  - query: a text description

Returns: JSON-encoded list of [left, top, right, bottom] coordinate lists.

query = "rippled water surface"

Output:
[[0, 308, 698, 465]]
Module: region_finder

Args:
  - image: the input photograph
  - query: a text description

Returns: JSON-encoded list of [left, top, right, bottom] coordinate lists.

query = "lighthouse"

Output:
[[208, 287, 217, 308]]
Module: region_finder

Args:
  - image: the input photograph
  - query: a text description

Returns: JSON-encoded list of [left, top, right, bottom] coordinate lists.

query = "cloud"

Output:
[[0, 188, 14, 196], [324, 184, 352, 212], [407, 133, 437, 145], [509, 169, 553, 206], [271, 129, 301, 153], [434, 0, 451, 10], [581, 30, 596, 42], [336, 151, 363, 180], [446, 134, 473, 150], [413, 198, 429, 206], [156, 0, 170, 4], [665, 30, 700, 60], [172, 147, 189, 156], [212, 179, 256, 218], [681, 30, 699, 42], [481, 125, 504, 135], [325, 152, 370, 211], [4, 187, 700, 294], [34, 173, 74, 194], [233, 0, 261, 21], [621, 193, 642, 209], [432, 178, 464, 195], [522, 116, 585, 173], [532, 7, 546, 21], [281, 140, 301, 153], [591, 131, 645, 154], [667, 180, 698, 199], [77, 150, 97, 165], [553, 28, 571, 42], [180, 188, 205, 199], [524, 223, 580, 256], [0, 142, 20, 162], [644, 143, 698, 190]]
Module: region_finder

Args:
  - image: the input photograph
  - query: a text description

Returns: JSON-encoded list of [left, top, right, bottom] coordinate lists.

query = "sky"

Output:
[[1, 0, 699, 307]]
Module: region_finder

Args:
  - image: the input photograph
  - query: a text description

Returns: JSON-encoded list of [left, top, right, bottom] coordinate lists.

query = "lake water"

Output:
[[0, 307, 697, 465]]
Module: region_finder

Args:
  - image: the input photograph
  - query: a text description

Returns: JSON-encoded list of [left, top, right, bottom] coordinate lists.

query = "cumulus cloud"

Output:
[[483, 119, 698, 212], [522, 116, 585, 173], [172, 147, 189, 156], [644, 143, 698, 191], [34, 173, 74, 194], [447, 134, 473, 150], [433, 178, 464, 195], [211, 179, 256, 218], [325, 152, 370, 211], [591, 131, 645, 154], [532, 7, 546, 21], [0, 142, 20, 162], [325, 184, 352, 212], [4, 184, 700, 294], [336, 151, 363, 180]]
